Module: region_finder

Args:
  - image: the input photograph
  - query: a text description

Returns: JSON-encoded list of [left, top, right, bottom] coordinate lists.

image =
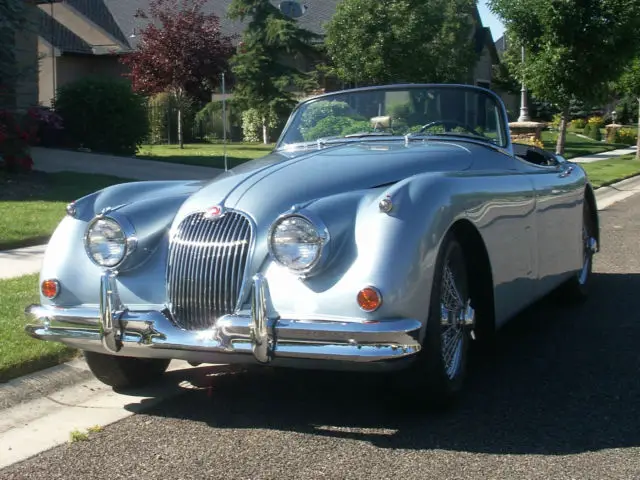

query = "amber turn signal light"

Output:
[[41, 279, 60, 299], [357, 286, 382, 312]]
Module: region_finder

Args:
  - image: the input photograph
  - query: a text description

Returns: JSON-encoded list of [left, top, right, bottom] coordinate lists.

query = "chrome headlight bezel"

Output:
[[267, 209, 330, 276], [84, 212, 137, 269]]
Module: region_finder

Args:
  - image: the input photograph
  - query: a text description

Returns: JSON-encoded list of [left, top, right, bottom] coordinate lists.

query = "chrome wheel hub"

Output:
[[578, 224, 598, 286], [440, 265, 474, 380]]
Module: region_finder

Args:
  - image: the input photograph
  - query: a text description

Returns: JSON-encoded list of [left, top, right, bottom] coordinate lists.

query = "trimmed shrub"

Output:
[[587, 115, 605, 129], [583, 123, 601, 140], [193, 99, 242, 142], [512, 134, 544, 149], [302, 115, 371, 141], [570, 118, 586, 130], [614, 127, 637, 146], [298, 100, 355, 138], [241, 109, 273, 143], [53, 78, 149, 155]]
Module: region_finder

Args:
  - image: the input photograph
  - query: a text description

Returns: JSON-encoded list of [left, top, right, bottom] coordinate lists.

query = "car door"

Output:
[[465, 153, 539, 328], [516, 148, 584, 295]]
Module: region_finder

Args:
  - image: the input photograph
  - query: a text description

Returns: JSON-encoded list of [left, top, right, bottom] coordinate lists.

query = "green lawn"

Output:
[[541, 131, 628, 159], [581, 155, 640, 188], [136, 142, 275, 168], [0, 171, 132, 251], [0, 274, 77, 383]]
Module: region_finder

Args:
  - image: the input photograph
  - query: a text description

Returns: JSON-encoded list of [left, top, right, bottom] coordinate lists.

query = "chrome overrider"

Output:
[[25, 273, 423, 371]]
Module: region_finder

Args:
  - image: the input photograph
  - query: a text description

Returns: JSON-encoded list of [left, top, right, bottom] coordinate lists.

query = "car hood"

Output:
[[176, 140, 476, 222]]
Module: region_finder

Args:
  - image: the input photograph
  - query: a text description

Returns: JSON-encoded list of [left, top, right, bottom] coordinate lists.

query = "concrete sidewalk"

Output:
[[0, 245, 46, 280], [570, 146, 637, 163], [31, 146, 223, 181]]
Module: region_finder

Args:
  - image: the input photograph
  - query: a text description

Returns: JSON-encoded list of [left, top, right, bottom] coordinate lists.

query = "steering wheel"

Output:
[[416, 120, 482, 136]]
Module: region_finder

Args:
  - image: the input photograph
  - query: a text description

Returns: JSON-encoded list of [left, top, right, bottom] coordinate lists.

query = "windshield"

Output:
[[276, 85, 508, 149]]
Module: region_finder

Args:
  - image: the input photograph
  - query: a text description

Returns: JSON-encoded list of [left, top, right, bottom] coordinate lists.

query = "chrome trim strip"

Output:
[[250, 274, 277, 363], [99, 271, 124, 353], [25, 276, 422, 367]]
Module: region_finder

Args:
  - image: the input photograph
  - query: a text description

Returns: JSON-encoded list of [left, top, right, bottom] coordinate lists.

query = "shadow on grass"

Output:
[[0, 171, 133, 250], [0, 349, 79, 384], [135, 154, 251, 169]]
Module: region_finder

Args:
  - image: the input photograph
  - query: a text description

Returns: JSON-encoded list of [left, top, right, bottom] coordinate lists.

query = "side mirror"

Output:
[[555, 154, 568, 164]]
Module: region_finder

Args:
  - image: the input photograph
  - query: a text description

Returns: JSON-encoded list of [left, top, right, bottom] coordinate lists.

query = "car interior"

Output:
[[513, 142, 559, 167]]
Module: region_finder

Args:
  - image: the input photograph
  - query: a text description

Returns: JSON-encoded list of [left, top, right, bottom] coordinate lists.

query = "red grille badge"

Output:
[[203, 205, 225, 220]]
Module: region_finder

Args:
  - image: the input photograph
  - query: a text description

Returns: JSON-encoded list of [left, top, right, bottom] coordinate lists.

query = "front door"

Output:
[[518, 150, 585, 295]]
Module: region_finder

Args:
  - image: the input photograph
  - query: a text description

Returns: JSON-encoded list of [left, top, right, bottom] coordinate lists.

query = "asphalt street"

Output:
[[2, 195, 640, 480]]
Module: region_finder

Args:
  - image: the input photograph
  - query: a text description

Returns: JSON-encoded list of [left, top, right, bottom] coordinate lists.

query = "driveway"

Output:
[[2, 192, 640, 478], [30, 147, 223, 181]]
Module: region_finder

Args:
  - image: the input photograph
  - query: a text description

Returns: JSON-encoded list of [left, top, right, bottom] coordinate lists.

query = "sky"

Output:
[[477, 0, 505, 40]]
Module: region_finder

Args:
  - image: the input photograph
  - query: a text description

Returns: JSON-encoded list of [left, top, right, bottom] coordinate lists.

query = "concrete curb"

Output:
[[594, 174, 640, 211], [0, 357, 94, 411]]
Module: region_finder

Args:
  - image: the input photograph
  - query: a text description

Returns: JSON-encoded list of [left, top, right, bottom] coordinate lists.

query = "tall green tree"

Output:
[[228, 0, 320, 144], [323, 0, 477, 85], [616, 58, 640, 160], [488, 0, 640, 155]]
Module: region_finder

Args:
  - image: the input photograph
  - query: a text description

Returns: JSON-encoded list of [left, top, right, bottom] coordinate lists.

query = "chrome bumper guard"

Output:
[[25, 273, 422, 368]]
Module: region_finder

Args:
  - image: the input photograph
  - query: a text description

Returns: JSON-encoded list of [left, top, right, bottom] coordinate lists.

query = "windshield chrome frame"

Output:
[[274, 83, 513, 156]]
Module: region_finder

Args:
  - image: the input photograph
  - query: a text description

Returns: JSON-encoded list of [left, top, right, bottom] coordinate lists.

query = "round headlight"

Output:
[[268, 214, 328, 273], [85, 217, 130, 268]]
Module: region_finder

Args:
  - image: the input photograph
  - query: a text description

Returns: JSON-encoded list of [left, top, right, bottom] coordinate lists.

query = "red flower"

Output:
[[20, 132, 29, 141], [19, 156, 34, 170]]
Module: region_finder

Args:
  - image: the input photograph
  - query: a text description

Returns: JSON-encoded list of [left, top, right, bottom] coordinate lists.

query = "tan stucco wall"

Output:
[[58, 55, 129, 85], [38, 37, 58, 106], [39, 52, 129, 106]]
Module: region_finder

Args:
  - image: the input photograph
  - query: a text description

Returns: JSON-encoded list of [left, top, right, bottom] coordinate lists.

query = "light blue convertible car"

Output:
[[25, 84, 599, 406]]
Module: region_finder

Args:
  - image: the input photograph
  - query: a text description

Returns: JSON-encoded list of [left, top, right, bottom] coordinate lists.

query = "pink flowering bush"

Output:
[[0, 106, 63, 174]]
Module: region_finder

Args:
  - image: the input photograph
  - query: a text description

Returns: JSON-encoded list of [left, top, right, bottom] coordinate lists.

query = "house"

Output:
[[30, 0, 504, 107]]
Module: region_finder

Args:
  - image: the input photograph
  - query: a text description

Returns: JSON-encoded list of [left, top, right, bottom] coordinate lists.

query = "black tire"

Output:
[[83, 351, 171, 389], [395, 233, 474, 409], [558, 199, 596, 302]]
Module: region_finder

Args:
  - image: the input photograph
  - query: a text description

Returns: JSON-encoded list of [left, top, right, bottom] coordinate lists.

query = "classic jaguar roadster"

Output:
[[25, 84, 599, 404]]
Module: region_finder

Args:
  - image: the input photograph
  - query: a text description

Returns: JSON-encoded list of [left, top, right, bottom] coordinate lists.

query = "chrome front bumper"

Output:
[[25, 273, 422, 371]]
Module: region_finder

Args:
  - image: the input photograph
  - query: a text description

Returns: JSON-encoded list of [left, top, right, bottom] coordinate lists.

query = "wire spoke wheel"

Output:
[[440, 262, 473, 380]]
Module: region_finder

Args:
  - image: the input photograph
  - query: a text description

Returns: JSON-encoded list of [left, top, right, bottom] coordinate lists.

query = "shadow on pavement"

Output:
[[121, 272, 640, 455]]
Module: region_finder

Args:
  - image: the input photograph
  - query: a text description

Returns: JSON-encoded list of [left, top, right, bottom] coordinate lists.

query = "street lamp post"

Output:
[[517, 44, 531, 122]]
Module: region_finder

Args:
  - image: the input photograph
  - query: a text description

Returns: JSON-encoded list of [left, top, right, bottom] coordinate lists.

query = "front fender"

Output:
[[263, 172, 468, 328], [39, 180, 203, 307]]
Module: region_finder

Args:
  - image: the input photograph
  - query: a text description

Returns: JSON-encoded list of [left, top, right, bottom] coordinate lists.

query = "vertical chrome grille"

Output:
[[167, 211, 253, 330]]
